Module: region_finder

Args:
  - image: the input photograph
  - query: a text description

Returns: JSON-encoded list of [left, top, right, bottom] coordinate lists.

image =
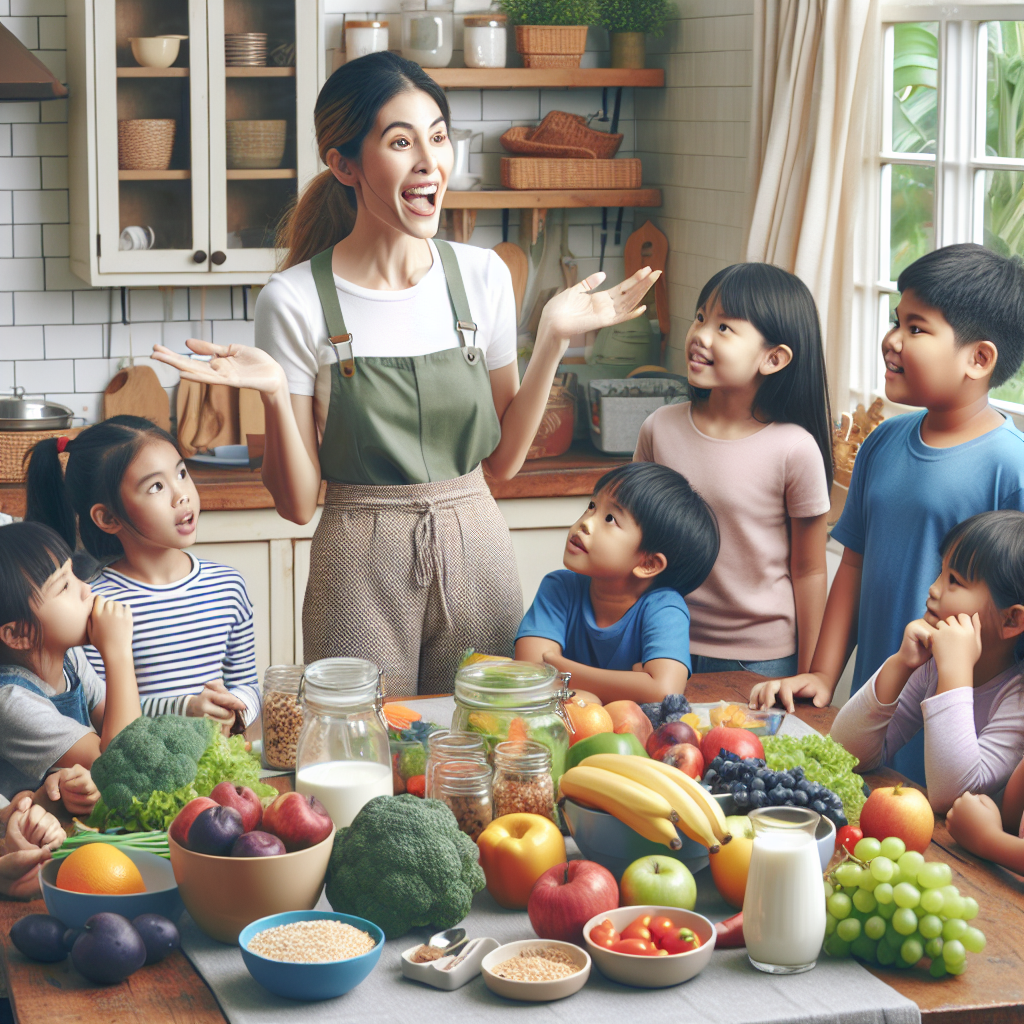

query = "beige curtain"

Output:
[[745, 0, 880, 407]]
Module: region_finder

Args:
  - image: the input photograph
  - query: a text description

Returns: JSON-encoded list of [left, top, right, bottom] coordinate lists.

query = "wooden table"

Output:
[[2, 672, 1022, 1024]]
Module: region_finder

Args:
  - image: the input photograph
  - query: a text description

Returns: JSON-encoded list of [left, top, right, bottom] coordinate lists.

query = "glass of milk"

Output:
[[294, 658, 393, 828], [742, 806, 827, 974]]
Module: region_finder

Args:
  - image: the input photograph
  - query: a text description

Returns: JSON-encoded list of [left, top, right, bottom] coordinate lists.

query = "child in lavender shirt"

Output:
[[831, 511, 1024, 813]]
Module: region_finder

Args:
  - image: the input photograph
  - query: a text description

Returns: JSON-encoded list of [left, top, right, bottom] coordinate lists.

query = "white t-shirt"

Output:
[[255, 240, 518, 436]]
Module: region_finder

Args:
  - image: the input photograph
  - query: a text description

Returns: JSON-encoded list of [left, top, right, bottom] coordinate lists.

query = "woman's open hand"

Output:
[[152, 339, 287, 394], [539, 266, 660, 343]]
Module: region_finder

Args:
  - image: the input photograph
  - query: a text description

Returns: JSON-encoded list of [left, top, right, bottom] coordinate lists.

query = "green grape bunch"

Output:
[[822, 835, 985, 977]]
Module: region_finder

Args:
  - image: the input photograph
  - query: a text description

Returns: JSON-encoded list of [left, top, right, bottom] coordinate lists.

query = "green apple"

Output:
[[619, 855, 697, 910], [726, 814, 753, 840]]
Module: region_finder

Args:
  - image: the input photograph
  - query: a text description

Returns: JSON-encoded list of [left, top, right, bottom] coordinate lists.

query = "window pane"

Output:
[[890, 164, 935, 279], [984, 22, 1024, 159], [892, 22, 938, 154], [982, 169, 1024, 257]]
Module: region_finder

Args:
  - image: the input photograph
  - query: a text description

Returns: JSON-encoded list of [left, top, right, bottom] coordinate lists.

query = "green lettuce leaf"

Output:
[[762, 733, 867, 825]]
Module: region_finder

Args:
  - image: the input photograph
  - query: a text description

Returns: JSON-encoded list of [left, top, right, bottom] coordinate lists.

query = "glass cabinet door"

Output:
[[94, 0, 211, 274], [207, 0, 319, 274]]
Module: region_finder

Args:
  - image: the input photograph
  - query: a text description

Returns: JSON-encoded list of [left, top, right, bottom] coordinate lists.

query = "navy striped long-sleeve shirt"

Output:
[[83, 555, 261, 726]]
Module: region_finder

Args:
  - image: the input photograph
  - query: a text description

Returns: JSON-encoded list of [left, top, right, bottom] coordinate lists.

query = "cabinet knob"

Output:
[[193, 250, 207, 263], [211, 250, 226, 265]]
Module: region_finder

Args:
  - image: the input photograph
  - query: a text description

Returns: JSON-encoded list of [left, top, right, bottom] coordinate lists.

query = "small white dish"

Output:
[[448, 174, 481, 192], [401, 936, 498, 990], [130, 35, 187, 68], [481, 939, 590, 1002]]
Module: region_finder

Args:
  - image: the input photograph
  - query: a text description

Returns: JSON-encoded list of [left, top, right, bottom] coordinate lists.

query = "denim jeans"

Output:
[[690, 653, 798, 678]]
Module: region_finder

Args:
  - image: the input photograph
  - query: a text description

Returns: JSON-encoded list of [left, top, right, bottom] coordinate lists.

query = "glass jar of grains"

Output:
[[492, 740, 555, 821], [435, 759, 492, 841], [462, 12, 506, 68], [425, 730, 488, 798], [261, 665, 304, 769]]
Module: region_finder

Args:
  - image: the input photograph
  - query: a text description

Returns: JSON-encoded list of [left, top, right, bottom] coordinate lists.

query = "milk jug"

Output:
[[742, 806, 827, 974]]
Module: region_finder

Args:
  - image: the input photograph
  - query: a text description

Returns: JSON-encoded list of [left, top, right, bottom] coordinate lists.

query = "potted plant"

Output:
[[597, 0, 673, 69], [500, 0, 598, 68]]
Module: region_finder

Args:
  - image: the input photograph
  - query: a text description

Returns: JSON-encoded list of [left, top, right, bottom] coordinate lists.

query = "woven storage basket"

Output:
[[515, 25, 588, 53], [118, 119, 176, 171], [0, 428, 82, 483], [226, 120, 287, 170], [501, 157, 641, 190], [501, 111, 622, 159]]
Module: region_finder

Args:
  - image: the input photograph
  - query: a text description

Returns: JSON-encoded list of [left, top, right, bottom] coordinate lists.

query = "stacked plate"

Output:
[[225, 32, 267, 66]]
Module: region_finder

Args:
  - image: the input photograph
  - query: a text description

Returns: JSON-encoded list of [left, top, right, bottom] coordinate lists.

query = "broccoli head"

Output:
[[91, 715, 215, 812], [325, 794, 485, 938]]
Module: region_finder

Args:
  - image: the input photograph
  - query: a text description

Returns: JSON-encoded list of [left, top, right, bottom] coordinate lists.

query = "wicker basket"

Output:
[[118, 119, 176, 171], [0, 428, 82, 483], [515, 25, 588, 53], [226, 120, 287, 170], [502, 111, 623, 159], [501, 157, 641, 190]]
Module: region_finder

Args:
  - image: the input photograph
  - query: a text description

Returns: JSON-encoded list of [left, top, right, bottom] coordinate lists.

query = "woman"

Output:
[[154, 53, 659, 694]]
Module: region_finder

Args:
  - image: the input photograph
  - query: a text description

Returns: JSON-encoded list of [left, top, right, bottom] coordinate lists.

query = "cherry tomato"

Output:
[[621, 921, 653, 942], [609, 938, 666, 956], [836, 824, 863, 856], [661, 927, 702, 955], [589, 919, 618, 949], [648, 916, 677, 944]]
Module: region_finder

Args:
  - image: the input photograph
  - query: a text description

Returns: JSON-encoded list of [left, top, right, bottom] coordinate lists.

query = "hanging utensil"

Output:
[[599, 207, 608, 271], [624, 220, 670, 339], [492, 241, 528, 324]]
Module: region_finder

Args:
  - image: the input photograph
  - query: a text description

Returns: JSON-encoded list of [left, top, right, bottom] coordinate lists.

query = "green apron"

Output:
[[309, 241, 502, 486]]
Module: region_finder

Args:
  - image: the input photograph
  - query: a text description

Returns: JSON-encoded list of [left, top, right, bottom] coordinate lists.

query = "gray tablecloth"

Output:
[[201, 698, 920, 1024]]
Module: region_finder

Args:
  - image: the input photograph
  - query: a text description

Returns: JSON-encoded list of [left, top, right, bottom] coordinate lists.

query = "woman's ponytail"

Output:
[[278, 170, 355, 269], [25, 437, 78, 551]]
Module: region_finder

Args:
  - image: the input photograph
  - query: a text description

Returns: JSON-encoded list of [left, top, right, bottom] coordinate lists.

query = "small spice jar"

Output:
[[492, 740, 555, 821], [425, 730, 488, 798], [436, 759, 492, 841], [463, 12, 506, 69], [344, 19, 389, 61], [261, 664, 304, 769]]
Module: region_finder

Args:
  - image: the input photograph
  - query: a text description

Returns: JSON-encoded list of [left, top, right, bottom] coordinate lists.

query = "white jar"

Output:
[[401, 0, 454, 68], [463, 13, 507, 69], [345, 20, 389, 62]]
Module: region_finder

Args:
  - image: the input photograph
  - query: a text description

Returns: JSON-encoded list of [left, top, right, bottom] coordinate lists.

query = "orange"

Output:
[[709, 815, 754, 909], [55, 843, 146, 895], [564, 700, 614, 745]]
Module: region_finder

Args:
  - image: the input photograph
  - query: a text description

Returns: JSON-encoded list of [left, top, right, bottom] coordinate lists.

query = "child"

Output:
[[831, 511, 1024, 812], [0, 792, 66, 899], [751, 244, 1024, 785], [26, 416, 260, 734], [946, 755, 1024, 875], [635, 262, 832, 678], [0, 522, 140, 802], [514, 462, 719, 703]]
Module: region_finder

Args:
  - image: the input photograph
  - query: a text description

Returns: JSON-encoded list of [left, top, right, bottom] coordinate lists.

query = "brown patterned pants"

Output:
[[302, 467, 523, 696]]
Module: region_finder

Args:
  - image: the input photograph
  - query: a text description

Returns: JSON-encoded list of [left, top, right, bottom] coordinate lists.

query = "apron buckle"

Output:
[[456, 319, 478, 348], [331, 334, 355, 378]]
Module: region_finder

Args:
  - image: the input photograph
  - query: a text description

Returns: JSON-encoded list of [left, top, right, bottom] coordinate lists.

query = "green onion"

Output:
[[53, 829, 170, 860]]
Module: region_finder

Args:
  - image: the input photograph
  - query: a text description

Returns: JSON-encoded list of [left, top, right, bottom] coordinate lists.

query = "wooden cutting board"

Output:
[[102, 365, 171, 432], [624, 220, 670, 336], [493, 241, 528, 324]]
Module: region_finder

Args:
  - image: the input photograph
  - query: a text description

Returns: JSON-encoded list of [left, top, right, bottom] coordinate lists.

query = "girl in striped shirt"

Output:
[[26, 416, 260, 733]]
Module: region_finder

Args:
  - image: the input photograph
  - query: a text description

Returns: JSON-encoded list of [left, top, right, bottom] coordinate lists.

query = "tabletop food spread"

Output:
[[2, 671, 1022, 1024]]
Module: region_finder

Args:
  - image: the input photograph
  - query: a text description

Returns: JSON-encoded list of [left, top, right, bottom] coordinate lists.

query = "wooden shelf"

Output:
[[424, 68, 664, 89], [116, 67, 189, 77], [226, 169, 297, 179], [225, 66, 296, 77], [118, 169, 191, 180], [442, 188, 661, 209]]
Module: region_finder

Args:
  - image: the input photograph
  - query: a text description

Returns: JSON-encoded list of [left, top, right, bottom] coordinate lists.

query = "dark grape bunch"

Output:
[[640, 693, 692, 729], [392, 720, 440, 744], [702, 751, 848, 827]]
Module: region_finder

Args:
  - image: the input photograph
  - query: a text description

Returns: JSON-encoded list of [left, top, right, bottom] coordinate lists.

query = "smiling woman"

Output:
[[152, 52, 660, 695]]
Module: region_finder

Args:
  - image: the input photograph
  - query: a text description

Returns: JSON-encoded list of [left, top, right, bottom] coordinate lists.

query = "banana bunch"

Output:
[[561, 754, 733, 855]]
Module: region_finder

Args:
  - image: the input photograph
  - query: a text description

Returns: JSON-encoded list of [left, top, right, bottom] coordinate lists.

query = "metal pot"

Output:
[[0, 387, 74, 431]]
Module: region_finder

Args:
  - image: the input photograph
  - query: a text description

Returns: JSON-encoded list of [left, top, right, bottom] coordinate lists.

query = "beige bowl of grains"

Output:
[[481, 939, 590, 1001]]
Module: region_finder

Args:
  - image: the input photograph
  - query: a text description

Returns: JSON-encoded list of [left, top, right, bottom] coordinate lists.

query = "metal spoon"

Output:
[[427, 927, 468, 956]]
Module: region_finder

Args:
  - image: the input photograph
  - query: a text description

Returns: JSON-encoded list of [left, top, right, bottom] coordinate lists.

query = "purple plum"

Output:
[[71, 913, 146, 984], [188, 805, 244, 856], [230, 830, 286, 858], [132, 913, 180, 965]]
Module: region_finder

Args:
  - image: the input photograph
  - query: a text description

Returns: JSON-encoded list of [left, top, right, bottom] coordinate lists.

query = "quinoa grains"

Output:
[[248, 920, 376, 963], [492, 946, 581, 982]]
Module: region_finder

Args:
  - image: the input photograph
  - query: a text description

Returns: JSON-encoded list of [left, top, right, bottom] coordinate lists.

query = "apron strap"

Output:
[[311, 248, 355, 378], [433, 239, 478, 350]]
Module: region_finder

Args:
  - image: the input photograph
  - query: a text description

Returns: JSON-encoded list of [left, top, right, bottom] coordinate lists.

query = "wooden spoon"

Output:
[[624, 220, 669, 336], [493, 241, 528, 325]]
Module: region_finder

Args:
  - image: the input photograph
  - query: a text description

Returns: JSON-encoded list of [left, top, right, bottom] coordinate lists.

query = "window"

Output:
[[855, 9, 1024, 409]]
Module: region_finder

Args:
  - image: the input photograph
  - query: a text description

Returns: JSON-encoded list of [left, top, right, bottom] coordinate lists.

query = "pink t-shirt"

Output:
[[635, 402, 830, 659]]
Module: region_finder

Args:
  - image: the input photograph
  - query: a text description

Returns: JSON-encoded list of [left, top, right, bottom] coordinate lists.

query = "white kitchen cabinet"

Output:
[[66, 0, 325, 287]]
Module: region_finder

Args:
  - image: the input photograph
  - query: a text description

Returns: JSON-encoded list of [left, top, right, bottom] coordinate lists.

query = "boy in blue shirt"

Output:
[[751, 243, 1024, 784], [515, 462, 719, 703]]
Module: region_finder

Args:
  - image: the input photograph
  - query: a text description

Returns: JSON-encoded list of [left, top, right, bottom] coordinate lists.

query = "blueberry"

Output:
[[811, 799, 828, 815], [834, 811, 848, 827], [750, 777, 766, 792], [710, 757, 724, 770], [755, 767, 772, 780], [660, 693, 691, 717], [704, 768, 718, 782], [733, 789, 751, 809], [792, 789, 809, 806], [742, 758, 760, 768], [828, 792, 843, 809], [796, 779, 815, 794], [769, 785, 787, 802], [777, 773, 795, 789], [749, 790, 769, 809]]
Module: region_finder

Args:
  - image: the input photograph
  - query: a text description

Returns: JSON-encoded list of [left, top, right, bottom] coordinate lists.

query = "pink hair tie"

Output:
[[56, 436, 70, 453]]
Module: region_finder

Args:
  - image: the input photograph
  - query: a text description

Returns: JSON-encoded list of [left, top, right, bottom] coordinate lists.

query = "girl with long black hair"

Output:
[[634, 262, 833, 678]]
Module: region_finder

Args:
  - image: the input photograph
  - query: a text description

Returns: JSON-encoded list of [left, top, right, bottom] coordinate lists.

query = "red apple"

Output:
[[527, 860, 619, 945], [700, 725, 764, 765], [262, 792, 334, 852], [659, 743, 704, 779], [210, 781, 263, 833], [646, 720, 700, 757], [604, 700, 653, 747], [169, 797, 217, 849], [859, 783, 934, 853]]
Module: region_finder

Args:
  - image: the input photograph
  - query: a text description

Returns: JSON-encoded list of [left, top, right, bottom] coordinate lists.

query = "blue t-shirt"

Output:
[[516, 570, 692, 672], [831, 410, 1024, 783]]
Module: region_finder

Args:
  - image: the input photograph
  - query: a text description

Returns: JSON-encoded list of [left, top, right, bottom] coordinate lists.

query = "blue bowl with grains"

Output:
[[238, 910, 385, 1001]]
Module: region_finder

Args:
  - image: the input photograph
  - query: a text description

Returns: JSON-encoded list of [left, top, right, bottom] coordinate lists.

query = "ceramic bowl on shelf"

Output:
[[226, 120, 287, 170], [129, 35, 187, 69], [480, 939, 590, 1001]]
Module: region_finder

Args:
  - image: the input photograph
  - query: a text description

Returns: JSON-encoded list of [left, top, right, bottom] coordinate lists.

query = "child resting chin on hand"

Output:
[[514, 462, 719, 704], [946, 753, 1024, 875]]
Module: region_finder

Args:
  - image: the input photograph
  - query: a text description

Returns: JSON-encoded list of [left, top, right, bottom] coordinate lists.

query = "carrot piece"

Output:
[[406, 775, 426, 798], [508, 717, 529, 744], [384, 704, 422, 729]]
